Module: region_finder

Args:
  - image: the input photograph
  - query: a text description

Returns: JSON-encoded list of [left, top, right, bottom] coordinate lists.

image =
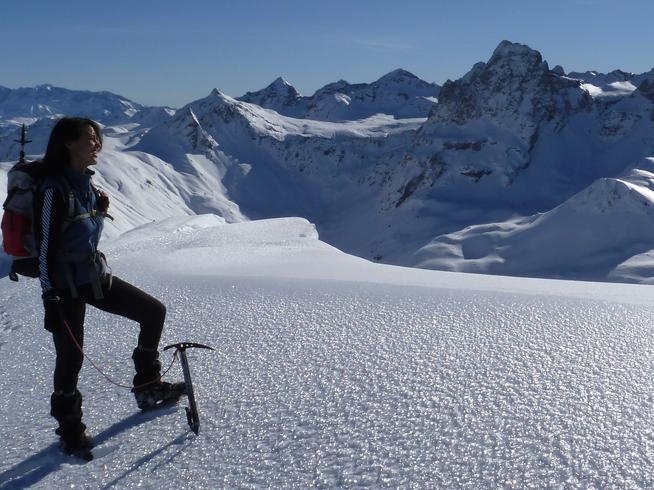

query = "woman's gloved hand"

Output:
[[42, 290, 64, 333], [95, 189, 114, 220], [97, 189, 110, 213]]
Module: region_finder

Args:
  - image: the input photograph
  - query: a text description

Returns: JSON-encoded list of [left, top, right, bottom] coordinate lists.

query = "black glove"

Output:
[[96, 189, 114, 220], [97, 189, 110, 213], [42, 291, 64, 333]]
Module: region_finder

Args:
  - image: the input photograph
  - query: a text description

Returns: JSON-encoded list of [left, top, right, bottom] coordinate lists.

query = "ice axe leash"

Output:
[[62, 318, 178, 390], [164, 342, 214, 434]]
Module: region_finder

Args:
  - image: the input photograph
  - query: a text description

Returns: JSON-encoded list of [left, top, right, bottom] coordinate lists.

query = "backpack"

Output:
[[1, 160, 76, 281]]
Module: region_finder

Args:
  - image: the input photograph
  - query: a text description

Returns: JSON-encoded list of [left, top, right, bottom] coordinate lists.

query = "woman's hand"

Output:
[[42, 291, 64, 333], [97, 189, 110, 213]]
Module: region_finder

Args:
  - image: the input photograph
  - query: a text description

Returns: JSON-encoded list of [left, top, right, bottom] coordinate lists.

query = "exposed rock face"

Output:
[[429, 41, 589, 137], [636, 78, 654, 103], [238, 78, 302, 116], [384, 41, 595, 213]]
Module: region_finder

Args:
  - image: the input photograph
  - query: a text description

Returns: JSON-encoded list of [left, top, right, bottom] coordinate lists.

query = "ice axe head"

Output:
[[163, 342, 214, 353]]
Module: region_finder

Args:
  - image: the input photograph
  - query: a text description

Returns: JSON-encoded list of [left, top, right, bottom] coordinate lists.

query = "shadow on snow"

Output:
[[0, 405, 186, 489]]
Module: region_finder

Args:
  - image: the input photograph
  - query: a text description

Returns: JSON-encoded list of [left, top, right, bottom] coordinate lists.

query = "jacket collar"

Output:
[[62, 166, 94, 190]]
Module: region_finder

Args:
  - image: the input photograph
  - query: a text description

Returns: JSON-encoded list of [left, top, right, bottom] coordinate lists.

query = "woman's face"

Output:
[[66, 125, 101, 168]]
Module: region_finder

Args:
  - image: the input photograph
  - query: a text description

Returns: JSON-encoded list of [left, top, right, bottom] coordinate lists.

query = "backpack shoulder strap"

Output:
[[57, 176, 75, 217], [35, 175, 77, 237], [53, 176, 78, 234]]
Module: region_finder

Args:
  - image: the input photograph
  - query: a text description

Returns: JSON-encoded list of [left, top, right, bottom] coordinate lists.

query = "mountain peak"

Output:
[[376, 69, 419, 83], [317, 79, 351, 95], [265, 77, 299, 97], [487, 40, 548, 74], [490, 40, 542, 62], [426, 39, 588, 155], [237, 78, 300, 110], [271, 76, 291, 86]]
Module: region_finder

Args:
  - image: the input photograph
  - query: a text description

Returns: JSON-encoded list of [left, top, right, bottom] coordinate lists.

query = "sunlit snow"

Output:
[[2, 216, 654, 488]]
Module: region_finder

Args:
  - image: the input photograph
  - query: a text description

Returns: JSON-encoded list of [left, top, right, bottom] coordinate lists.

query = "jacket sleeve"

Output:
[[34, 186, 66, 295]]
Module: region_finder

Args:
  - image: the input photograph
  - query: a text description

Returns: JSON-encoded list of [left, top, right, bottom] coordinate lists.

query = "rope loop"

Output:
[[62, 318, 178, 390]]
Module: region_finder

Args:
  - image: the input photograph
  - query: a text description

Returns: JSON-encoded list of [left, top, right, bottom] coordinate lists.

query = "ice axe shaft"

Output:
[[164, 342, 214, 434]]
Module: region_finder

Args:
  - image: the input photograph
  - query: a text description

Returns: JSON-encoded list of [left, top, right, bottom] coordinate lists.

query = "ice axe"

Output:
[[164, 342, 214, 434]]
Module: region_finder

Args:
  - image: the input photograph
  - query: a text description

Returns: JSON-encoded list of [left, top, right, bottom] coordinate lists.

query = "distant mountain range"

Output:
[[238, 69, 440, 120], [2, 40, 654, 283]]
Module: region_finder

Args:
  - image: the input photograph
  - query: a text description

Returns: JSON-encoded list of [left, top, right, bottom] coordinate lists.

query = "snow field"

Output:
[[2, 217, 654, 487]]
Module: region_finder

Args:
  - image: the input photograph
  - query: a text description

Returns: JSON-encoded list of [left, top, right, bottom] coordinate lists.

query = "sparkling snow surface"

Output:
[[2, 217, 654, 488]]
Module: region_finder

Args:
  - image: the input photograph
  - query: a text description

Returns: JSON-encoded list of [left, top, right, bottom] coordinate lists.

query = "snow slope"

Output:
[[2, 216, 654, 488], [0, 123, 245, 242], [0, 84, 173, 127], [413, 158, 654, 282]]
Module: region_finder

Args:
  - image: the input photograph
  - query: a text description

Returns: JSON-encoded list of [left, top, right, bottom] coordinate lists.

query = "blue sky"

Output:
[[1, 0, 653, 107]]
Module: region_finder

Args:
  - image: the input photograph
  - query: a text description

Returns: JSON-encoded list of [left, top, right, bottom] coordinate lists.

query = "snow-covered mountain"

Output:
[[413, 158, 654, 282], [373, 42, 654, 250], [0, 84, 176, 161], [237, 77, 302, 116], [400, 40, 598, 211], [0, 84, 173, 126], [135, 89, 424, 223], [238, 69, 440, 121], [567, 68, 654, 99], [3, 40, 654, 283]]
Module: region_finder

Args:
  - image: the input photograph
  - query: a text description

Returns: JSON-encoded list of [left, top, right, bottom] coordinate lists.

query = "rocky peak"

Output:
[[315, 80, 352, 96], [240, 77, 299, 101], [209, 88, 228, 99], [374, 69, 439, 95], [486, 40, 548, 75], [429, 40, 587, 136], [237, 78, 300, 115], [268, 77, 299, 97]]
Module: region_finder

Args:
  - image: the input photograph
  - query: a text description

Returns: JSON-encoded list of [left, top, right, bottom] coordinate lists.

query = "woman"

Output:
[[35, 117, 185, 457]]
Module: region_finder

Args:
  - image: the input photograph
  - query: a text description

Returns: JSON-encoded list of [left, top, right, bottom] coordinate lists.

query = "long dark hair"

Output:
[[43, 117, 103, 174]]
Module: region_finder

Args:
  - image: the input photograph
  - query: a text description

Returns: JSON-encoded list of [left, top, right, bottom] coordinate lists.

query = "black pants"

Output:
[[51, 276, 166, 393]]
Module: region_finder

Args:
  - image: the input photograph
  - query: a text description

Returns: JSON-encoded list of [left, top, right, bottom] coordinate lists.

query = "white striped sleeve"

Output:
[[39, 188, 55, 293]]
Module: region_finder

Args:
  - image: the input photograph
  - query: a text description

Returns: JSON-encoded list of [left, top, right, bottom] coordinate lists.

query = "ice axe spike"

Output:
[[164, 342, 214, 434]]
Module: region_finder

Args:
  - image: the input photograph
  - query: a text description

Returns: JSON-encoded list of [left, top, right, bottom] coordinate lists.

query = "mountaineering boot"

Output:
[[133, 380, 187, 410], [132, 347, 186, 410], [51, 390, 93, 460]]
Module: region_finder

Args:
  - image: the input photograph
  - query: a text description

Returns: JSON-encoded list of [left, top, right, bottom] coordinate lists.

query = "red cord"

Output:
[[62, 318, 178, 390]]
